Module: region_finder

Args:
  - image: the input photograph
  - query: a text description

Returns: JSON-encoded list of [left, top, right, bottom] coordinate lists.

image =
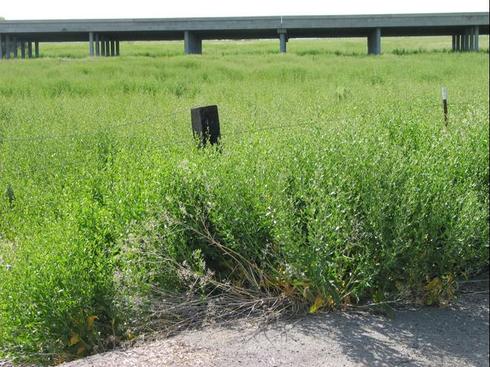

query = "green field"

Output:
[[0, 37, 489, 364]]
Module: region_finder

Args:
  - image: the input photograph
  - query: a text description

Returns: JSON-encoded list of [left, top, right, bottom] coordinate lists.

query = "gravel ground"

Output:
[[62, 291, 488, 367], [3, 291, 488, 367]]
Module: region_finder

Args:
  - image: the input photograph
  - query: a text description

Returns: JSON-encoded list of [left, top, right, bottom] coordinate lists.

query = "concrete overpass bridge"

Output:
[[0, 12, 488, 59]]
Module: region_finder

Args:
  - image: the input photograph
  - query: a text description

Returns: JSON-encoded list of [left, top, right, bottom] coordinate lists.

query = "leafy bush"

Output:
[[0, 38, 488, 364]]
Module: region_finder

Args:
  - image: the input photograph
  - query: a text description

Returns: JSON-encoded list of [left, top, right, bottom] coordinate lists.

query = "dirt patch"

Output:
[[58, 291, 488, 367], [62, 340, 216, 367]]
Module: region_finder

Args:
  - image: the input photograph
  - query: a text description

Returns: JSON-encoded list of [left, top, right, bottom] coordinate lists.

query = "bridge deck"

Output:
[[0, 13, 488, 57]]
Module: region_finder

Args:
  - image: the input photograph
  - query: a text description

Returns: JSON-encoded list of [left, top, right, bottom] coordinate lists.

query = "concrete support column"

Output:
[[5, 36, 11, 59], [116, 40, 120, 56], [367, 28, 381, 55], [20, 41, 26, 59], [462, 27, 478, 52], [13, 39, 18, 59], [105, 40, 110, 57], [462, 29, 468, 51], [469, 26, 480, 51], [110, 40, 115, 56], [451, 35, 456, 51], [456, 34, 461, 52], [28, 41, 33, 58], [469, 28, 475, 51], [278, 30, 288, 53], [89, 32, 95, 57], [35, 41, 39, 58], [184, 31, 202, 55], [474, 26, 479, 51], [101, 37, 106, 56], [95, 33, 100, 56], [0, 34, 3, 59]]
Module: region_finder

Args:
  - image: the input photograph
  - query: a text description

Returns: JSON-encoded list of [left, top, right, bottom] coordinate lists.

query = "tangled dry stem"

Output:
[[123, 215, 305, 342]]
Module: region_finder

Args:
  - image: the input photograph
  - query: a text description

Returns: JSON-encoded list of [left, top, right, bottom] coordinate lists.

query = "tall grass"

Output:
[[0, 37, 488, 364]]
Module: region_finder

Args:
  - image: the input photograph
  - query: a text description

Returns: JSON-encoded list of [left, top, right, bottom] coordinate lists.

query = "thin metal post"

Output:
[[442, 87, 448, 127]]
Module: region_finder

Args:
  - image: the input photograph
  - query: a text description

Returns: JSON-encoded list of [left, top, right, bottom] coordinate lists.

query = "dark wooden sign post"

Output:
[[191, 105, 221, 147]]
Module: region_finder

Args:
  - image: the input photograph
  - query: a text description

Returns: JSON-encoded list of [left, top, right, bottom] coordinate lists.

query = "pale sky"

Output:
[[1, 0, 488, 20]]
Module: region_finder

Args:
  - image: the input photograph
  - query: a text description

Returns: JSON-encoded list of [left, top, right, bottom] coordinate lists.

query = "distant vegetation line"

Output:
[[0, 38, 488, 365]]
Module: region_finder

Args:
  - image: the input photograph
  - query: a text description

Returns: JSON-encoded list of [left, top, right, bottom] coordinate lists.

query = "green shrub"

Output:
[[0, 38, 488, 364]]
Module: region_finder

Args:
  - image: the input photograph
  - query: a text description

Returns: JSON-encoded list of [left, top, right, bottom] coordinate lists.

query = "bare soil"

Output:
[[58, 291, 489, 367]]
